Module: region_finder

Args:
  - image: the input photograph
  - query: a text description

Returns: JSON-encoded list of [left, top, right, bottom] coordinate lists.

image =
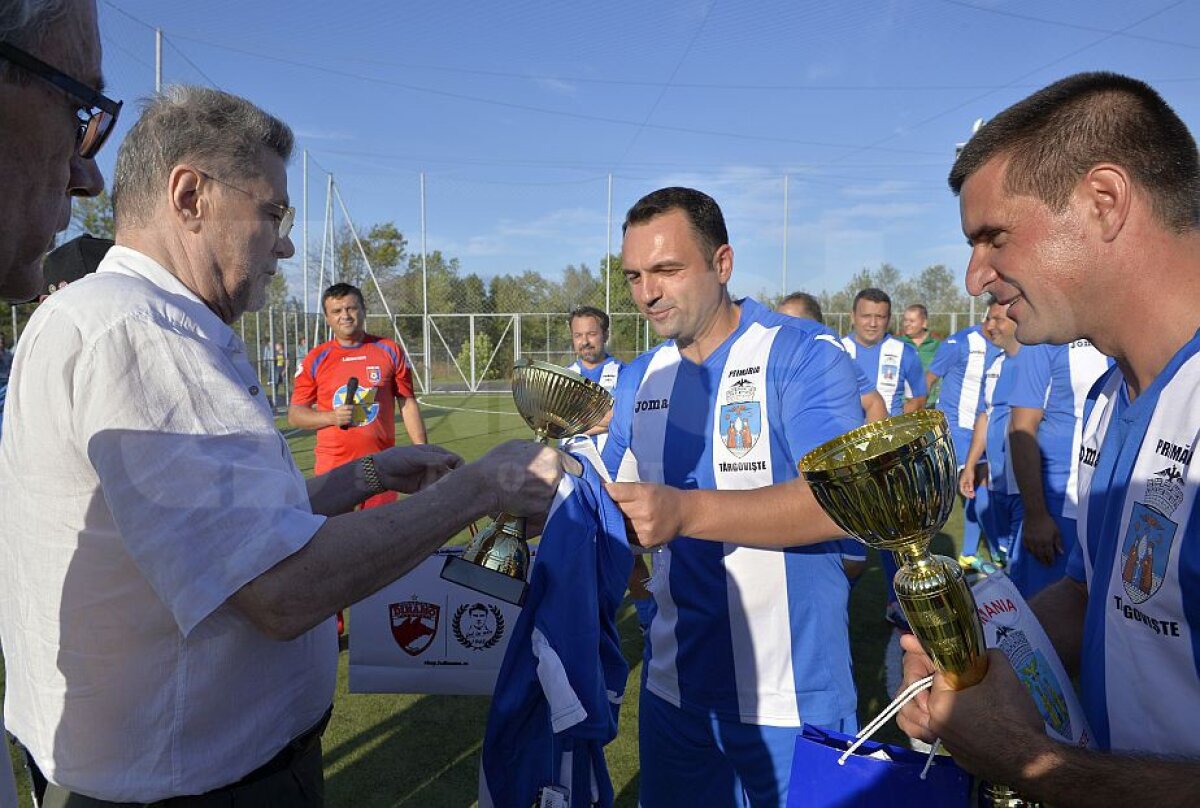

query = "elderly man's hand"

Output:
[[604, 481, 684, 549], [374, 445, 464, 494], [472, 440, 565, 520]]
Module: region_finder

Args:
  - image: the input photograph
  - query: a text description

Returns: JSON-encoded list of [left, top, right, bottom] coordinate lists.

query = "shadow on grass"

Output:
[[324, 686, 491, 807], [323, 603, 649, 807]]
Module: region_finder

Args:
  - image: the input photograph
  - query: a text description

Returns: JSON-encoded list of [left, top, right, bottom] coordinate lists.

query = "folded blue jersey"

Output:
[[479, 456, 633, 808]]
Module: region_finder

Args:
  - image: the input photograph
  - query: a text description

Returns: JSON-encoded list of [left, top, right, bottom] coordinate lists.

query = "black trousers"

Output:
[[29, 710, 329, 808]]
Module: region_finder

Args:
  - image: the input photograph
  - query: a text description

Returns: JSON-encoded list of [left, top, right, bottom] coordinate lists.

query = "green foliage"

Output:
[[805, 262, 975, 335], [332, 221, 408, 310], [454, 331, 505, 381], [70, 189, 115, 239]]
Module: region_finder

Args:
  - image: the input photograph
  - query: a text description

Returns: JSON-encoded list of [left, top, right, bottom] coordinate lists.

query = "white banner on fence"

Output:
[[349, 546, 532, 695], [972, 572, 1094, 748]]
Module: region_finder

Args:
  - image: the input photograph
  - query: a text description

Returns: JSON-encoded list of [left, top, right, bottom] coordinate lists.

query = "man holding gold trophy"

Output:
[[889, 73, 1200, 804], [601, 187, 868, 806]]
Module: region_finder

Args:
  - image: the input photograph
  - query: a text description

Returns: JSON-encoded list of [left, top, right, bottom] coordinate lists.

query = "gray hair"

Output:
[[0, 0, 74, 81], [112, 84, 294, 229]]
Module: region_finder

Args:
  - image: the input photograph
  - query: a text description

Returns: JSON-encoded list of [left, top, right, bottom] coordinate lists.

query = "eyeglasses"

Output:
[[199, 171, 296, 240], [0, 41, 122, 160]]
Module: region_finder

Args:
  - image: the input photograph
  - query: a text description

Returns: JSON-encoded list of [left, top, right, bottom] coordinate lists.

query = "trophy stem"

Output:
[[892, 548, 987, 690]]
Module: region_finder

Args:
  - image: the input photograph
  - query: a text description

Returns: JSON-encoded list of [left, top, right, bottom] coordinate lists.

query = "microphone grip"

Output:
[[340, 377, 359, 430]]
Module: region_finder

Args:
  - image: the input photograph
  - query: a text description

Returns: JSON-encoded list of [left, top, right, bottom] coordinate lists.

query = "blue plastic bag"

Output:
[[786, 724, 971, 807]]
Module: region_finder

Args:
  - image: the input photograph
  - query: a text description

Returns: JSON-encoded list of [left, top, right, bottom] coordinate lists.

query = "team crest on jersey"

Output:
[[1120, 495, 1178, 605], [334, 383, 379, 426], [880, 360, 899, 382], [720, 379, 761, 458], [452, 602, 505, 650], [390, 598, 440, 657], [994, 625, 1072, 740], [367, 365, 382, 384]]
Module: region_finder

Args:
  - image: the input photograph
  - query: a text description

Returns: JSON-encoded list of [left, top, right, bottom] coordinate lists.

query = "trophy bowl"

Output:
[[800, 410, 987, 690], [440, 358, 613, 606]]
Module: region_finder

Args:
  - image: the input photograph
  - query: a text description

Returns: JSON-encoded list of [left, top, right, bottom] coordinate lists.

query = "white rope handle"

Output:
[[837, 674, 943, 779]]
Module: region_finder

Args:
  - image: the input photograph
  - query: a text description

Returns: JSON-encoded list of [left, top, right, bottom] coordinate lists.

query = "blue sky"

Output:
[[87, 0, 1200, 309]]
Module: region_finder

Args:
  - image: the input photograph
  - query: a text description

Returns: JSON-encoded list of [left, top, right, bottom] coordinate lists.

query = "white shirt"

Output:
[[0, 246, 334, 802]]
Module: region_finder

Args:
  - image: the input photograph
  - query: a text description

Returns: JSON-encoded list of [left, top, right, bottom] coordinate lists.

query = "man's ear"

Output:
[[713, 243, 734, 284], [1081, 163, 1131, 243], [168, 165, 205, 234]]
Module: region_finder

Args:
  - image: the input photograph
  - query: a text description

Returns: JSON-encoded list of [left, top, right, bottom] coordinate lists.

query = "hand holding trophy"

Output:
[[440, 358, 613, 606]]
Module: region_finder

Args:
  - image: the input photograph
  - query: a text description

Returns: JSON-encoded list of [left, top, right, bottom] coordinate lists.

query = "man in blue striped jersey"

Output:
[[603, 187, 864, 807], [927, 316, 1002, 568], [841, 287, 928, 417], [898, 73, 1200, 804]]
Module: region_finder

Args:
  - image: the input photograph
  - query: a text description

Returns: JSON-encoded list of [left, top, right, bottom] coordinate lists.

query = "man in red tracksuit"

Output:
[[290, 283, 428, 634], [290, 283, 427, 509]]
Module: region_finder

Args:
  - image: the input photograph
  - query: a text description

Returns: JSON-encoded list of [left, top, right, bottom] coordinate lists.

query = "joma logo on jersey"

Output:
[[1079, 445, 1099, 467], [635, 398, 668, 413]]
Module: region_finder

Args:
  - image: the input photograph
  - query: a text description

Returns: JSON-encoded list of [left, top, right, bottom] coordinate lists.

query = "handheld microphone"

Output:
[[340, 376, 359, 430]]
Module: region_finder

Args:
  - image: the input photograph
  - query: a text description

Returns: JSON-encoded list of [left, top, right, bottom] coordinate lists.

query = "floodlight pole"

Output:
[[421, 172, 430, 394], [154, 29, 162, 92], [302, 149, 309, 346], [782, 174, 790, 297], [605, 173, 613, 316]]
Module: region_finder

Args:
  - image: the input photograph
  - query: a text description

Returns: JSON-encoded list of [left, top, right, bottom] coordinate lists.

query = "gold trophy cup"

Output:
[[799, 409, 987, 690], [440, 358, 613, 606]]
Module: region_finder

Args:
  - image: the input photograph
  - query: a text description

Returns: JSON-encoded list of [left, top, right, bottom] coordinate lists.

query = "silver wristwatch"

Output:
[[360, 455, 387, 495]]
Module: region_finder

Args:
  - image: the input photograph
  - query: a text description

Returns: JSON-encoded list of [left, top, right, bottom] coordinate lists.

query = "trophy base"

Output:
[[441, 555, 529, 607], [978, 781, 1043, 807]]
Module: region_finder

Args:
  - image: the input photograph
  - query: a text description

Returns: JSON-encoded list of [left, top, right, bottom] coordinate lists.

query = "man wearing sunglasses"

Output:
[[0, 84, 565, 805], [1, 2, 114, 804], [0, 0, 116, 302]]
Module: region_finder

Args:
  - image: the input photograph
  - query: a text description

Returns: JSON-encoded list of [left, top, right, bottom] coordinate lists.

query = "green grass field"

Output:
[[3, 393, 963, 806]]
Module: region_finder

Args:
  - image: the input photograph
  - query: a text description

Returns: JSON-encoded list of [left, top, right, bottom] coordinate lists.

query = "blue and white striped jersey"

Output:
[[931, 324, 1001, 465], [480, 458, 632, 808], [1008, 341, 1111, 519], [565, 356, 623, 453], [980, 352, 1019, 496], [1068, 329, 1200, 756], [602, 298, 862, 727], [841, 334, 927, 417]]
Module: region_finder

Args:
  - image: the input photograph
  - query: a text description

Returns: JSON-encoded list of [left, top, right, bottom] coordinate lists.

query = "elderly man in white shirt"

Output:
[[0, 84, 564, 806]]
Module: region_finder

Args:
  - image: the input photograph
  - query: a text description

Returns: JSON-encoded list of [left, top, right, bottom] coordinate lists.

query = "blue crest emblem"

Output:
[[1120, 501, 1176, 604], [334, 382, 379, 427], [880, 361, 899, 382], [719, 401, 761, 458]]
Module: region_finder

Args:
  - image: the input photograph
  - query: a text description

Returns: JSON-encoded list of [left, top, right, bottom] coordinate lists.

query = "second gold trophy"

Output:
[[440, 358, 613, 606], [799, 409, 987, 689]]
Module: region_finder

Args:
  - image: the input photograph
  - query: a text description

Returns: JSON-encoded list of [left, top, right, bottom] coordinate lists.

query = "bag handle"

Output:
[[838, 674, 942, 780]]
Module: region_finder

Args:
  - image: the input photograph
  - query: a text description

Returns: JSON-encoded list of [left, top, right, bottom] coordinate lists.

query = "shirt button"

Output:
[[249, 385, 260, 396]]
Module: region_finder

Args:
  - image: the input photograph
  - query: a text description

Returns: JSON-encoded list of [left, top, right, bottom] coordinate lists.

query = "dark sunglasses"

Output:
[[0, 40, 122, 159]]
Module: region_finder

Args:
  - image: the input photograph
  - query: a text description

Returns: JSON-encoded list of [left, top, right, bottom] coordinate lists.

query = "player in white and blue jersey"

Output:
[[897, 72, 1200, 803], [929, 319, 1002, 567], [958, 299, 1023, 566], [841, 287, 927, 624], [602, 187, 863, 808], [840, 288, 928, 417], [562, 305, 652, 633], [777, 291, 887, 585], [1007, 339, 1110, 597]]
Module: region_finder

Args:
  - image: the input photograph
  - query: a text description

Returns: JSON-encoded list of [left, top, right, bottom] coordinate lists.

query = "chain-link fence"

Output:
[[221, 306, 978, 397]]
